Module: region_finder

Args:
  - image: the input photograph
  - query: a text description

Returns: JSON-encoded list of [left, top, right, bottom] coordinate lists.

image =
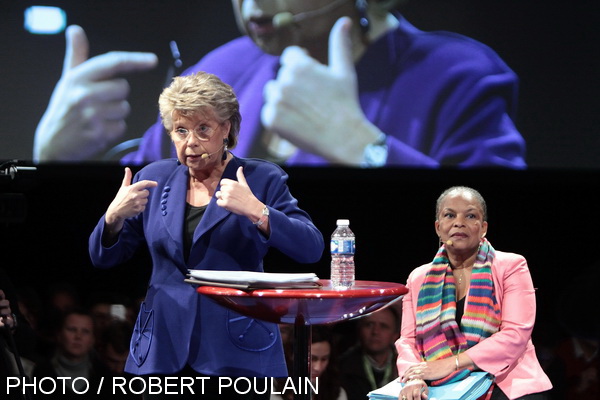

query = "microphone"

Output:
[[200, 143, 226, 159], [0, 160, 36, 181], [272, 0, 347, 28]]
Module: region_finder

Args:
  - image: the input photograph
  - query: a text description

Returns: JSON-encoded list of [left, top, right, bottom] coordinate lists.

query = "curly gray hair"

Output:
[[159, 71, 241, 149]]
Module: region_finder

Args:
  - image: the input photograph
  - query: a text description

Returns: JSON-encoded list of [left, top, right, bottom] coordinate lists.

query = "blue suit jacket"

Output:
[[89, 156, 324, 376]]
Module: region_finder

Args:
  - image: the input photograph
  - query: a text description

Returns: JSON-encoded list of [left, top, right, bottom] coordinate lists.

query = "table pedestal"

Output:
[[293, 322, 311, 400], [196, 280, 407, 400]]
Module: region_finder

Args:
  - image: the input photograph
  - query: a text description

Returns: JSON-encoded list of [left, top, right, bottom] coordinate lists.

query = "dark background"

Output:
[[0, 1, 598, 396], [0, 0, 598, 167], [1, 164, 596, 348]]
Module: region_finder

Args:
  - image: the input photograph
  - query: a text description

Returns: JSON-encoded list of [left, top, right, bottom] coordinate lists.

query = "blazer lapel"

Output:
[[159, 165, 188, 262]]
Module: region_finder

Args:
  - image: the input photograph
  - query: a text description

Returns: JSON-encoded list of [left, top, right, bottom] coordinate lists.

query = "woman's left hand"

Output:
[[216, 166, 263, 219], [402, 358, 456, 382]]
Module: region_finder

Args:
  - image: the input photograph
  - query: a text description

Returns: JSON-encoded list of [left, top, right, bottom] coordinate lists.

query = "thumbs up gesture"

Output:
[[105, 168, 158, 233], [216, 167, 266, 223], [34, 25, 158, 162], [261, 17, 381, 165]]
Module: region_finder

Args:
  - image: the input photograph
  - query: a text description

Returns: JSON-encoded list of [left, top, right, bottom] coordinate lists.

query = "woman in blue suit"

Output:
[[89, 71, 324, 398]]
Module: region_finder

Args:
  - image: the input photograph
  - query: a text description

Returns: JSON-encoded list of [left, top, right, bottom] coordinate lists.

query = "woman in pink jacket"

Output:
[[395, 186, 552, 400]]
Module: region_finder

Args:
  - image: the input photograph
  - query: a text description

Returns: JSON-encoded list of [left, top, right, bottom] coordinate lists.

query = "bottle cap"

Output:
[[336, 219, 350, 226]]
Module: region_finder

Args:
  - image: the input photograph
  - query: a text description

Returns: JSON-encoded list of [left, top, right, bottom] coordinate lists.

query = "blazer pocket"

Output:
[[226, 310, 278, 352], [130, 302, 154, 366]]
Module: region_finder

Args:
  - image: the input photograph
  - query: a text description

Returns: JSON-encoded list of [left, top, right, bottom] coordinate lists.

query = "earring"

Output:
[[355, 0, 370, 34], [222, 138, 229, 161]]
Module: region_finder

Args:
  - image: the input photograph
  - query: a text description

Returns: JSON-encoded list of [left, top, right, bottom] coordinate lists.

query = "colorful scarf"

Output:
[[415, 238, 501, 386]]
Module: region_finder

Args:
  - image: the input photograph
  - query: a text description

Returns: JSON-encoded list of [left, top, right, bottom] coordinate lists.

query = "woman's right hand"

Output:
[[105, 167, 157, 235], [399, 378, 428, 400]]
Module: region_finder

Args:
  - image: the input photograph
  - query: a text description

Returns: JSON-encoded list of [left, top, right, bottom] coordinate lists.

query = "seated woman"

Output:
[[395, 186, 552, 400]]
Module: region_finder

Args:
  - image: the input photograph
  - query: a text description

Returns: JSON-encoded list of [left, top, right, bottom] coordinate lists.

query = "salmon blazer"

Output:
[[396, 251, 552, 399]]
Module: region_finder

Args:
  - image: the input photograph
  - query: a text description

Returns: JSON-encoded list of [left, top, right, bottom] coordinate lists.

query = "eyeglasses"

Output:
[[171, 124, 220, 142]]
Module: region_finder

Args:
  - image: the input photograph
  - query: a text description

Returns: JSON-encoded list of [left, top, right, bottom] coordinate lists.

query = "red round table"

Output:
[[196, 279, 407, 400]]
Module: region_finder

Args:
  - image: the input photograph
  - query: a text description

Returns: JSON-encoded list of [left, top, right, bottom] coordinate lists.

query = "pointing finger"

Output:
[[75, 51, 158, 82], [134, 180, 159, 190], [328, 16, 354, 78], [63, 25, 89, 73]]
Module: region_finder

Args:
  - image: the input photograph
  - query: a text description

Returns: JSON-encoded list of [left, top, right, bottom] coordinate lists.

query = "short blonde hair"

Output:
[[159, 72, 241, 149]]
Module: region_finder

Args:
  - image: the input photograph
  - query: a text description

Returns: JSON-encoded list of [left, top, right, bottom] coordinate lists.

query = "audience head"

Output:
[[311, 325, 344, 400], [357, 306, 400, 357], [98, 319, 133, 375], [55, 309, 95, 363], [311, 326, 333, 381], [87, 291, 134, 338], [46, 282, 80, 313]]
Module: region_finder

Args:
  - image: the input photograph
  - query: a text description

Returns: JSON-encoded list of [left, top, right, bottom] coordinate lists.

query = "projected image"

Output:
[[1, 1, 596, 168]]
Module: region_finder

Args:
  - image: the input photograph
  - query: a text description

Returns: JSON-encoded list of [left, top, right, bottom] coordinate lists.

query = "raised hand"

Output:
[[34, 25, 158, 162], [261, 17, 381, 165], [105, 167, 158, 234]]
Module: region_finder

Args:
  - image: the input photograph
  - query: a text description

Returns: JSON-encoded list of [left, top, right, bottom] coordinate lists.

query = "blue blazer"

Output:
[[89, 156, 324, 376]]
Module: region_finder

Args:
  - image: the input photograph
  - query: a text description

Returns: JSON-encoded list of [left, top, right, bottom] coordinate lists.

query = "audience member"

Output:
[[31, 309, 112, 398], [45, 282, 81, 314], [271, 325, 347, 400], [15, 285, 42, 335], [97, 319, 133, 376], [339, 306, 401, 400], [86, 290, 135, 346], [35, 282, 82, 359]]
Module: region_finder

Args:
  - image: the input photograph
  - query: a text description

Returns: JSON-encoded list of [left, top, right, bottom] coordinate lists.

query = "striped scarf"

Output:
[[415, 238, 501, 386]]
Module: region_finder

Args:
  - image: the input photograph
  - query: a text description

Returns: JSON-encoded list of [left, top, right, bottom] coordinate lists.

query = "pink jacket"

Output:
[[396, 251, 552, 399]]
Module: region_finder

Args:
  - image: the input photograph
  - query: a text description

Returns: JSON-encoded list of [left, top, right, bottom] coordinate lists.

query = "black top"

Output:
[[183, 203, 207, 261], [457, 295, 466, 326]]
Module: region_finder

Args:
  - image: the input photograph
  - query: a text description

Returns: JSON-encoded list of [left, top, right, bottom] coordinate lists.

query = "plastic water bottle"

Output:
[[330, 219, 355, 289]]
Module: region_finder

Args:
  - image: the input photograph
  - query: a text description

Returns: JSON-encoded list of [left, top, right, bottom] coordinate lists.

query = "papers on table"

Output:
[[368, 372, 494, 400], [185, 269, 322, 289]]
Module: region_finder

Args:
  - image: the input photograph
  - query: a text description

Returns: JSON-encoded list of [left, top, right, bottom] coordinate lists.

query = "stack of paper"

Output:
[[368, 372, 494, 400], [186, 270, 322, 289]]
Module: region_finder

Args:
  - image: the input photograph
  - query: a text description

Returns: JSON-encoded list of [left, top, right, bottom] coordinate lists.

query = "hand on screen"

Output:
[[261, 17, 381, 165], [33, 25, 158, 162]]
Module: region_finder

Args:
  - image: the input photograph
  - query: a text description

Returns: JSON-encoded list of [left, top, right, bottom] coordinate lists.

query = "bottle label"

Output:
[[330, 239, 355, 254]]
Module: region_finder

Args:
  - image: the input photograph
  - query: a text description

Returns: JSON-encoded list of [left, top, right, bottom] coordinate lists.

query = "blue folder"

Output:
[[368, 371, 494, 400]]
